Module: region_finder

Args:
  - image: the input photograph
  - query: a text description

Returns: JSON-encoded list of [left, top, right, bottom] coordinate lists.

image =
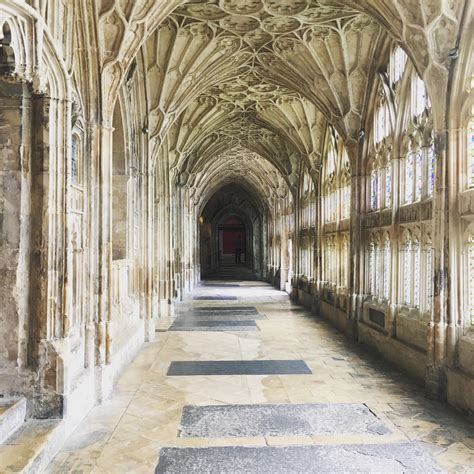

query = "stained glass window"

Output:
[[428, 146, 436, 197], [413, 241, 421, 308], [375, 244, 381, 297], [403, 239, 412, 305], [369, 242, 375, 295], [383, 239, 391, 301], [469, 117, 474, 189], [405, 153, 414, 203], [426, 243, 433, 311], [415, 151, 423, 201], [385, 164, 392, 207], [371, 169, 378, 210]]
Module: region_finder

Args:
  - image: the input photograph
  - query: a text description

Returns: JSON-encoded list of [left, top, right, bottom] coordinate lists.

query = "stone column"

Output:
[[426, 129, 449, 400], [347, 140, 363, 339]]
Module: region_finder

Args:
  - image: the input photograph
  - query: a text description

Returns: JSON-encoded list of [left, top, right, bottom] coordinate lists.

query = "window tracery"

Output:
[[367, 232, 391, 302], [367, 82, 393, 212], [401, 74, 434, 205], [321, 129, 351, 296], [323, 138, 337, 223], [401, 233, 413, 306], [399, 228, 432, 312], [298, 167, 316, 279]]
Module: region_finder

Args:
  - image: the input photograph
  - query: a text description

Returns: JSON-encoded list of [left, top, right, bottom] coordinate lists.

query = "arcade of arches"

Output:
[[0, 0, 473, 471]]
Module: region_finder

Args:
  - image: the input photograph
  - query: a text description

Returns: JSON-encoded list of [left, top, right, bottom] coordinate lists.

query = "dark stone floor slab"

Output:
[[193, 296, 238, 300], [186, 310, 259, 317], [156, 443, 444, 473], [171, 320, 257, 328], [193, 306, 255, 311], [179, 403, 390, 437], [169, 326, 259, 332], [177, 314, 267, 321], [167, 360, 312, 376], [169, 320, 259, 332]]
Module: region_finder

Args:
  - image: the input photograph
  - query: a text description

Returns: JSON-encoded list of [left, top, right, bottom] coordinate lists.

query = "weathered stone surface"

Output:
[[155, 443, 444, 473], [179, 403, 391, 438]]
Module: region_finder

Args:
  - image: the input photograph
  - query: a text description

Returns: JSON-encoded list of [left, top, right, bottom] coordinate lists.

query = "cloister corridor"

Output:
[[1, 0, 474, 472], [44, 282, 473, 473]]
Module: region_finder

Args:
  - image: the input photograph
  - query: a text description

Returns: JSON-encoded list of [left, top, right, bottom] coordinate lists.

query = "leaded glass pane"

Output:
[[371, 170, 378, 210], [385, 164, 392, 208], [369, 242, 375, 294], [412, 75, 429, 117], [428, 146, 435, 197], [383, 240, 390, 300], [375, 245, 381, 297], [390, 46, 407, 85], [405, 154, 414, 203], [414, 241, 421, 308], [426, 245, 433, 311], [403, 241, 412, 305], [415, 151, 422, 201]]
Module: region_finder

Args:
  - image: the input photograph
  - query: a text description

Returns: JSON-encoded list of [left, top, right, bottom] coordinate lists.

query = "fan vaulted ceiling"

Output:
[[101, 0, 460, 200]]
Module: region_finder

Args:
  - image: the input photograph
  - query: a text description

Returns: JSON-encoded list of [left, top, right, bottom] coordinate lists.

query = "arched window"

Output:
[[401, 74, 434, 205], [411, 74, 430, 118], [374, 89, 391, 144], [389, 45, 407, 86], [321, 130, 351, 299], [368, 81, 393, 212], [323, 138, 337, 223]]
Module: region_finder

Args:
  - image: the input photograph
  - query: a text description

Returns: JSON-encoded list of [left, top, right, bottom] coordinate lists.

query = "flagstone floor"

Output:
[[47, 282, 474, 473]]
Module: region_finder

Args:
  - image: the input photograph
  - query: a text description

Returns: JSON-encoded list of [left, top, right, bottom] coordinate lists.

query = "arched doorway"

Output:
[[218, 216, 246, 265]]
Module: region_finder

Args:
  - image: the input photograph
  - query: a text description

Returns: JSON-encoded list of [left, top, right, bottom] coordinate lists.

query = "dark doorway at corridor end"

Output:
[[199, 184, 264, 281]]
